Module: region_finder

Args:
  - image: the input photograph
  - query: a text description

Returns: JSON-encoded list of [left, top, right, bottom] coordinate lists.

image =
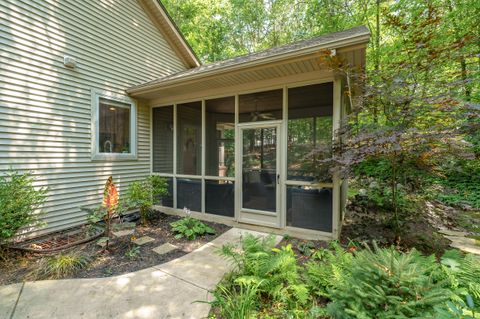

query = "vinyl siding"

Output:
[[0, 0, 187, 236]]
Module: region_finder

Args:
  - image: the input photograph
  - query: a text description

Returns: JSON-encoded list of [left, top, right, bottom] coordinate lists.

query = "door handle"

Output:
[[277, 174, 280, 184]]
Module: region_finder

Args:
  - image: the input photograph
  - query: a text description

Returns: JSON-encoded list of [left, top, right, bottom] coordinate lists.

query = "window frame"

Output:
[[91, 89, 137, 161]]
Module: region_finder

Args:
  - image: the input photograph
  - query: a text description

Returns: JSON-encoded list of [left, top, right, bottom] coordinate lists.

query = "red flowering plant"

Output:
[[88, 176, 120, 250]]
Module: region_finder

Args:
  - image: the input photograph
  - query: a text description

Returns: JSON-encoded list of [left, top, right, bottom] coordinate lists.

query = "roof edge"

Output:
[[138, 0, 200, 68], [127, 26, 369, 95]]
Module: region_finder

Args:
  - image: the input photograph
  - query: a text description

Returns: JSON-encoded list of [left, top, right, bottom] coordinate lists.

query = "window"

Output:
[[92, 90, 137, 160]]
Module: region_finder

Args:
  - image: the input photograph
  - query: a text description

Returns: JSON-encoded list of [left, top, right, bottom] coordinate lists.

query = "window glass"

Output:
[[205, 180, 234, 217], [286, 186, 332, 232], [239, 89, 282, 123], [205, 97, 235, 177], [152, 106, 174, 173], [287, 83, 333, 181], [176, 101, 202, 175], [99, 98, 131, 153]]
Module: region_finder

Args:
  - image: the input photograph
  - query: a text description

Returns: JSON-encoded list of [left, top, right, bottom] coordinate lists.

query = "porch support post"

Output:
[[332, 76, 342, 239], [173, 103, 177, 209], [280, 85, 288, 228], [201, 99, 206, 213], [234, 94, 240, 222]]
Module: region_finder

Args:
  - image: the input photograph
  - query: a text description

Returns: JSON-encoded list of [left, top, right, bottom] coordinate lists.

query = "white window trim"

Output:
[[91, 89, 137, 161]]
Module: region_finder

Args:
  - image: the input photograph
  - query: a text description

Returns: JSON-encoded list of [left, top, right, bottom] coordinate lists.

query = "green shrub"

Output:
[[33, 253, 90, 279], [305, 241, 354, 299], [126, 175, 168, 225], [0, 170, 47, 246], [209, 281, 260, 319], [436, 249, 480, 317], [430, 160, 480, 209], [219, 234, 309, 311], [212, 235, 480, 319], [170, 216, 215, 240], [125, 245, 141, 260], [326, 243, 450, 319]]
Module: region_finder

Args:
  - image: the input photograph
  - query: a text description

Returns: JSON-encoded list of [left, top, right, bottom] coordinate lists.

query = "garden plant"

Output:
[[0, 170, 46, 254], [210, 234, 480, 318], [126, 175, 169, 225], [170, 215, 216, 240]]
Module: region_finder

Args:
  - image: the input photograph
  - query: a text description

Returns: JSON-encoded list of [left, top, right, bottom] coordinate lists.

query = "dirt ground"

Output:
[[0, 211, 231, 285], [338, 197, 469, 256]]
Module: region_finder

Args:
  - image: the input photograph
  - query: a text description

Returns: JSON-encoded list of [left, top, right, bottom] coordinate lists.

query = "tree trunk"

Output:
[[373, 0, 381, 123], [391, 153, 400, 244]]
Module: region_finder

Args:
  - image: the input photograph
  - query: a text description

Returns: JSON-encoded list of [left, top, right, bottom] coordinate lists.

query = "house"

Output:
[[1, 0, 369, 240]]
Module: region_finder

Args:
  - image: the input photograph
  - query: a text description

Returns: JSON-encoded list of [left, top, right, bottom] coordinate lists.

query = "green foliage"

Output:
[[305, 241, 354, 299], [125, 245, 141, 260], [437, 249, 480, 317], [33, 253, 90, 279], [212, 235, 480, 318], [208, 281, 260, 319], [217, 234, 309, 315], [431, 160, 480, 209], [326, 243, 450, 318], [0, 170, 47, 246], [170, 216, 215, 240], [125, 175, 168, 225]]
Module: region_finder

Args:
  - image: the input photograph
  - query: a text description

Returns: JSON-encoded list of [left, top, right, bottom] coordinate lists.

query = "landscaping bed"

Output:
[[209, 232, 480, 319], [0, 211, 231, 285]]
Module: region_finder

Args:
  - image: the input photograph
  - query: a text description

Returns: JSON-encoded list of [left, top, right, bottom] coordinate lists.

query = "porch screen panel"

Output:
[[152, 106, 173, 173], [154, 177, 173, 208], [177, 178, 201, 212], [286, 186, 332, 232], [205, 180, 234, 217], [177, 101, 202, 175], [205, 97, 235, 177], [239, 89, 283, 123], [287, 83, 333, 182], [242, 127, 277, 212]]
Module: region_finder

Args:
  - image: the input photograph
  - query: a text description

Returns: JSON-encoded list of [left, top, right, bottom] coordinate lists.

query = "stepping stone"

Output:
[[152, 243, 178, 255], [133, 236, 155, 246], [112, 229, 134, 238], [450, 242, 480, 255], [438, 229, 469, 237], [445, 236, 478, 245]]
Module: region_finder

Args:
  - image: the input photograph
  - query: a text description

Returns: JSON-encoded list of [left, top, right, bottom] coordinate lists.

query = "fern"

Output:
[[216, 234, 310, 312], [306, 241, 354, 298], [437, 250, 480, 316], [326, 243, 450, 319]]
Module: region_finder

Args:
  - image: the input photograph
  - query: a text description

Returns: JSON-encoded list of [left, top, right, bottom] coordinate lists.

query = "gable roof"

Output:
[[138, 0, 200, 68], [128, 25, 369, 94]]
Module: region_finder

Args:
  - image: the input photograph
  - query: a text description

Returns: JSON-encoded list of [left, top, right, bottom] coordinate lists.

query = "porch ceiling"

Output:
[[127, 26, 370, 105]]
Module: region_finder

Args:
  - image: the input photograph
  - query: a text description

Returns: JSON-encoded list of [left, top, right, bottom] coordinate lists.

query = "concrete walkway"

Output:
[[0, 228, 282, 319]]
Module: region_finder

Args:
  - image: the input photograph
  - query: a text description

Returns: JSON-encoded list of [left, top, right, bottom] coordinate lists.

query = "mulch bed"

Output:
[[0, 211, 231, 285]]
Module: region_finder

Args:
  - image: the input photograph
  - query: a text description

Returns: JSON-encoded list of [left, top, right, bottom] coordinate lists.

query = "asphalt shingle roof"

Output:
[[131, 26, 369, 90]]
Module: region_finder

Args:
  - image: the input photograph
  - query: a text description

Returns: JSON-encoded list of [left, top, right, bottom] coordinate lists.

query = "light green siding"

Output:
[[0, 0, 187, 236]]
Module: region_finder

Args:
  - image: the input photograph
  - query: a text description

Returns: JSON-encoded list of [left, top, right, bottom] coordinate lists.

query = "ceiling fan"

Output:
[[250, 98, 275, 121]]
